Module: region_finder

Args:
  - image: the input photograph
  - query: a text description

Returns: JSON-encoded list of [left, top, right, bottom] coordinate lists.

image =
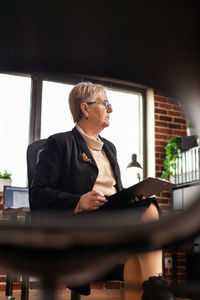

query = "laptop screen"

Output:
[[3, 186, 29, 209]]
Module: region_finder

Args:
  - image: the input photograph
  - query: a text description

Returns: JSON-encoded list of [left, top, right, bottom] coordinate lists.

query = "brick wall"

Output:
[[154, 90, 187, 212], [154, 90, 187, 283]]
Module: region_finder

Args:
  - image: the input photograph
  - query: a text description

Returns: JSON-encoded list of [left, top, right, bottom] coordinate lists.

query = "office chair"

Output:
[[26, 139, 123, 300], [27, 139, 82, 300], [27, 139, 47, 204]]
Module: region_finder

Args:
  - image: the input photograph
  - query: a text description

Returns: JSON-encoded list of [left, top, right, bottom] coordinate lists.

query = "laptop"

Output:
[[3, 186, 29, 209]]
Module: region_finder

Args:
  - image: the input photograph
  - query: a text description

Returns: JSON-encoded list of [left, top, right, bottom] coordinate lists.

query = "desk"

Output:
[[2, 207, 30, 222], [0, 206, 30, 300]]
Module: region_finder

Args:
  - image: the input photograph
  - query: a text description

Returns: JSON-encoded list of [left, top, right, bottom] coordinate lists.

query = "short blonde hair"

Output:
[[68, 82, 106, 123]]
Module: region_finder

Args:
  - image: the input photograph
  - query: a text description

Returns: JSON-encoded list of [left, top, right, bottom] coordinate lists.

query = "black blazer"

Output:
[[30, 127, 123, 211]]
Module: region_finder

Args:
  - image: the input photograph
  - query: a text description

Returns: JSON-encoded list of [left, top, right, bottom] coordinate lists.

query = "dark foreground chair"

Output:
[[0, 195, 200, 300]]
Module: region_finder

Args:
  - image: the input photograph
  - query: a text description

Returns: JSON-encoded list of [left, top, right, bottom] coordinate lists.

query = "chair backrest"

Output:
[[26, 139, 47, 210]]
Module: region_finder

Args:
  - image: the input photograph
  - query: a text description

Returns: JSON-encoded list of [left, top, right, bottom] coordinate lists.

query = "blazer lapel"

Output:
[[72, 127, 97, 167]]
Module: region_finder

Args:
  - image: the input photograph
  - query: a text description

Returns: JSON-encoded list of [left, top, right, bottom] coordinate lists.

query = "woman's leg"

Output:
[[124, 203, 162, 300], [124, 255, 143, 300], [137, 203, 163, 280]]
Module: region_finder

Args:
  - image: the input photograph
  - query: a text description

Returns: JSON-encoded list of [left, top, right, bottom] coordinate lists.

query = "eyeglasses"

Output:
[[87, 99, 112, 110]]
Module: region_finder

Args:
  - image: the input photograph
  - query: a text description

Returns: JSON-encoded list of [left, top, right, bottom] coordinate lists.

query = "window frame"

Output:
[[4, 72, 148, 178]]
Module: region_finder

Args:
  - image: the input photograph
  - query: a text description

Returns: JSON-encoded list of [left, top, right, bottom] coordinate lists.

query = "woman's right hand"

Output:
[[75, 190, 108, 213]]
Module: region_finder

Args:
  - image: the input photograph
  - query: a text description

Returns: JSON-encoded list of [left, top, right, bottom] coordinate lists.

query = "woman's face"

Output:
[[87, 90, 112, 131]]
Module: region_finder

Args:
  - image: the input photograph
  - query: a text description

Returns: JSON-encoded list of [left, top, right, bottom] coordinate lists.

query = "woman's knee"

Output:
[[141, 203, 159, 222]]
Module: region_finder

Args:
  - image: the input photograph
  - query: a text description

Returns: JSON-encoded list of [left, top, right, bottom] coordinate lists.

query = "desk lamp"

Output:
[[127, 153, 143, 182]]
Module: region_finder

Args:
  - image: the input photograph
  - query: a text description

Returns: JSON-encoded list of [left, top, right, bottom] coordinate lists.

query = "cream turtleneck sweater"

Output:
[[76, 124, 117, 196]]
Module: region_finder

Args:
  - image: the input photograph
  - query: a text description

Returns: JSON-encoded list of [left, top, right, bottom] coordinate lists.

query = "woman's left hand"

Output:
[[129, 195, 146, 204], [135, 195, 146, 201]]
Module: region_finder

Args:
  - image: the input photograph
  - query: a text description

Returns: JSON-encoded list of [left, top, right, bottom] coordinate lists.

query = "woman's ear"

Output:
[[80, 102, 89, 118]]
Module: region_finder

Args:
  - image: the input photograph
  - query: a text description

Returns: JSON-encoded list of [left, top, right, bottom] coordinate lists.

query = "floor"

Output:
[[0, 288, 125, 300], [0, 288, 193, 300]]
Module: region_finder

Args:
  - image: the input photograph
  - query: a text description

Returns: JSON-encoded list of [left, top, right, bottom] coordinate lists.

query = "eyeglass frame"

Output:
[[87, 99, 112, 110]]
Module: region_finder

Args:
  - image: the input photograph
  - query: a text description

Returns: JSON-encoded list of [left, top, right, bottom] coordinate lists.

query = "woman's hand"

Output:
[[75, 190, 108, 213], [134, 195, 146, 201], [129, 195, 146, 204]]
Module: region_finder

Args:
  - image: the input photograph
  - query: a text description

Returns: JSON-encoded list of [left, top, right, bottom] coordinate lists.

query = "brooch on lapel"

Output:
[[82, 153, 92, 163]]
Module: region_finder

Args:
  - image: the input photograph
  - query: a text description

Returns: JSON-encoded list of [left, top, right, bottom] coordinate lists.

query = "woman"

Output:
[[31, 82, 175, 300]]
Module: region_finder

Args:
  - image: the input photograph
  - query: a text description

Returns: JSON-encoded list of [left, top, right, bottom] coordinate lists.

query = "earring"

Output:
[[85, 116, 88, 120]]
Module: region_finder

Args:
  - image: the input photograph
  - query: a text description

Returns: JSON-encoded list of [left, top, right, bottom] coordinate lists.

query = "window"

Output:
[[0, 74, 31, 187], [41, 81, 74, 138], [0, 74, 144, 189], [105, 88, 143, 187], [41, 80, 143, 187]]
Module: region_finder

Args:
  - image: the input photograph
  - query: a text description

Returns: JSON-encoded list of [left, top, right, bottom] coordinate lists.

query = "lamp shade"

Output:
[[127, 154, 142, 169]]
